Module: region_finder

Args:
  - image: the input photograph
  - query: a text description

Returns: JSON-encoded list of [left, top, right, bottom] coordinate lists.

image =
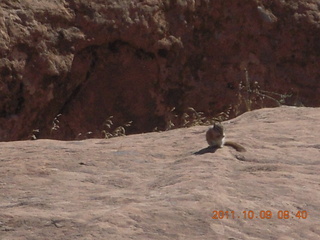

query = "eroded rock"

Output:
[[0, 0, 320, 140]]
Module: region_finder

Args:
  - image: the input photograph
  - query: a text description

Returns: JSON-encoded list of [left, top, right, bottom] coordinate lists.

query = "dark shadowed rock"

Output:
[[0, 0, 320, 141]]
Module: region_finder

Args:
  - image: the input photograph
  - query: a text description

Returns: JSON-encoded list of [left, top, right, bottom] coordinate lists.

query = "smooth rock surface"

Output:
[[0, 107, 319, 239]]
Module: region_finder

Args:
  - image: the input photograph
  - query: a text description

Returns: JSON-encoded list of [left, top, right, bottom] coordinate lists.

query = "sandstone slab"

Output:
[[0, 106, 319, 239]]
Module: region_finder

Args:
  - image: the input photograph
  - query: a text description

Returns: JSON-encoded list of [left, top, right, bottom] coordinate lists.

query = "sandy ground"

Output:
[[0, 106, 319, 240]]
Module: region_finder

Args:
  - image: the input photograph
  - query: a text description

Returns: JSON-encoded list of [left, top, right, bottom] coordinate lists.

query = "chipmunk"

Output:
[[206, 122, 246, 152]]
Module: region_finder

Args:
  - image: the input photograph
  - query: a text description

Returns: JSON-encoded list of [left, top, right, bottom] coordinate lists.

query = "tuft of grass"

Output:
[[181, 106, 231, 127], [30, 129, 40, 140], [30, 68, 297, 140], [101, 115, 133, 139], [234, 68, 292, 115], [164, 105, 231, 131], [50, 114, 62, 136], [165, 107, 177, 131], [162, 68, 294, 131]]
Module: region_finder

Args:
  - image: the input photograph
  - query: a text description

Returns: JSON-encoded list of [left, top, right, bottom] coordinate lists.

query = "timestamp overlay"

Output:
[[212, 210, 308, 220]]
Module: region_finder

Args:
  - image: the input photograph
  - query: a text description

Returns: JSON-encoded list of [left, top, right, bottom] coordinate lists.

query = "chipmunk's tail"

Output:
[[224, 141, 246, 152]]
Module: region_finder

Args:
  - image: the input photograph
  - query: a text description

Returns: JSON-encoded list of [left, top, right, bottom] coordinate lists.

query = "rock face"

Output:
[[1, 0, 320, 140], [0, 107, 320, 239]]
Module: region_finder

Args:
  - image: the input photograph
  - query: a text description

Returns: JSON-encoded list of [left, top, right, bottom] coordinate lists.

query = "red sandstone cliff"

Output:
[[0, 0, 320, 140]]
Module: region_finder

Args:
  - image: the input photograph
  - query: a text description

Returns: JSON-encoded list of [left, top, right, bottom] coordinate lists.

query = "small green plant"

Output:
[[101, 116, 133, 139]]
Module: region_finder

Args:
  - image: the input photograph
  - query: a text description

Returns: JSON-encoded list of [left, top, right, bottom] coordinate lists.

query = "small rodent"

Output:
[[206, 122, 246, 152]]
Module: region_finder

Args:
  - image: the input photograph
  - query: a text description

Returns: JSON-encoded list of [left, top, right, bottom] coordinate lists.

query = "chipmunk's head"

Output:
[[206, 122, 225, 147]]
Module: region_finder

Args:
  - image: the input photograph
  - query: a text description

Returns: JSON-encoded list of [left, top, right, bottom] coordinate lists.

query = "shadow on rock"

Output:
[[194, 146, 219, 155]]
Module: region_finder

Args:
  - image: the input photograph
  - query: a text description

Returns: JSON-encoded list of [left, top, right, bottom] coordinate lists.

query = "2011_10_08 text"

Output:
[[212, 210, 308, 220]]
